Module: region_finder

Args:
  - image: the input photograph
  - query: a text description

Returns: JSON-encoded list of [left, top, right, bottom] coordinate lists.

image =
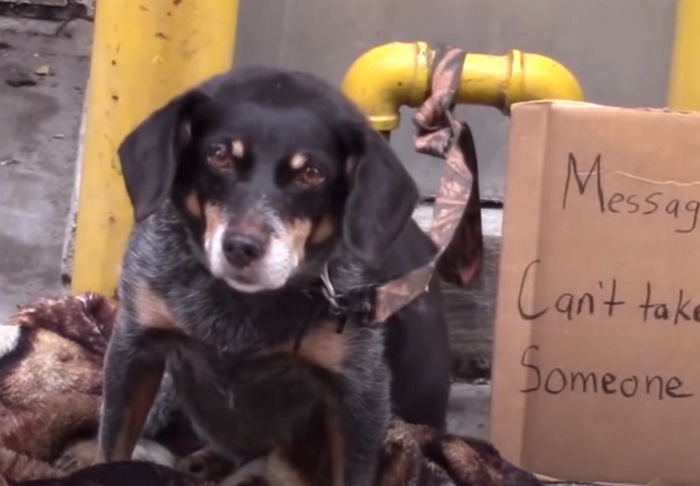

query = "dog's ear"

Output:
[[342, 127, 419, 262], [118, 90, 210, 222]]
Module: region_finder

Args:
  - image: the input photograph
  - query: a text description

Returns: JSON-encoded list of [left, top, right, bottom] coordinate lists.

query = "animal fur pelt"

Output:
[[0, 294, 541, 486]]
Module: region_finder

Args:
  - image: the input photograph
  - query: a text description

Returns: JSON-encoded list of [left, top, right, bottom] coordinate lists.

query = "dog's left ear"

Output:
[[342, 127, 419, 263]]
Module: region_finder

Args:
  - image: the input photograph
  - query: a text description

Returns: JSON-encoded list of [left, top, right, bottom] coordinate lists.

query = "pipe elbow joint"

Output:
[[341, 42, 433, 131], [502, 50, 584, 110]]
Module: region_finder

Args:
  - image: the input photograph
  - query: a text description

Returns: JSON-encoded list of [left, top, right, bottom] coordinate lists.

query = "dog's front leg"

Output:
[[98, 312, 166, 462], [334, 335, 391, 486]]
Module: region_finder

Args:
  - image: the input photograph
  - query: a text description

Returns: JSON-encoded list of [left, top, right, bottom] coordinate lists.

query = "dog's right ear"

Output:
[[118, 90, 210, 222]]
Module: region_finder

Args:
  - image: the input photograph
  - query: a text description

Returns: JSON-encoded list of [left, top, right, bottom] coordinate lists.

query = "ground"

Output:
[[0, 16, 90, 321]]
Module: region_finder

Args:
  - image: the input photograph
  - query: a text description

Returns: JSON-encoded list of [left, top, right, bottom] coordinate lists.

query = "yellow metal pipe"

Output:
[[341, 41, 584, 131], [71, 0, 239, 296], [668, 0, 700, 110]]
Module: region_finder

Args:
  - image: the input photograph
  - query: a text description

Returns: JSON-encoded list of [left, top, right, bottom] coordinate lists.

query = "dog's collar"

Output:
[[319, 263, 340, 309], [292, 263, 349, 350], [317, 263, 372, 318]]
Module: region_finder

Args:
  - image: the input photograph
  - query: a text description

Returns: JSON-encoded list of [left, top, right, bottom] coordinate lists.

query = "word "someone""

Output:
[[520, 345, 693, 400]]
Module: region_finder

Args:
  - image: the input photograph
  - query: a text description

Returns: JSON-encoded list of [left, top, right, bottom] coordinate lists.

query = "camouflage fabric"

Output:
[[375, 46, 483, 322]]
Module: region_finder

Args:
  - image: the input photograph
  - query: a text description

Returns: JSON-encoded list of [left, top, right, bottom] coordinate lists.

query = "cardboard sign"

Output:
[[490, 101, 700, 486]]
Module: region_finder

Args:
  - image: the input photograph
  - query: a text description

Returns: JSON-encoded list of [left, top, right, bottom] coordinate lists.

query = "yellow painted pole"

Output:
[[71, 0, 239, 296], [342, 42, 584, 131], [668, 0, 700, 110]]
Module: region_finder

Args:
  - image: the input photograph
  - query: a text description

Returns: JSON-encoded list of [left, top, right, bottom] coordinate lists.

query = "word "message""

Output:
[[562, 153, 700, 233]]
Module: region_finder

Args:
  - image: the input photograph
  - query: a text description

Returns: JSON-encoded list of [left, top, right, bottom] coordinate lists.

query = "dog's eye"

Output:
[[296, 165, 326, 186], [207, 143, 235, 171]]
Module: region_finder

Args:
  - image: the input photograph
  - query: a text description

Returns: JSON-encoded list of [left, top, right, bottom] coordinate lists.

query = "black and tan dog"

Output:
[[98, 67, 450, 485]]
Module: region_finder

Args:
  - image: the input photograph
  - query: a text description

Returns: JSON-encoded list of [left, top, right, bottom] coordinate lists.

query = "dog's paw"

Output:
[[132, 439, 177, 468], [55, 438, 176, 472], [177, 447, 234, 481], [220, 452, 306, 486]]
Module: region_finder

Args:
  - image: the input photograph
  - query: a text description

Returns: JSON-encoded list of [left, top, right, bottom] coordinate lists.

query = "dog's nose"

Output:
[[222, 233, 266, 267]]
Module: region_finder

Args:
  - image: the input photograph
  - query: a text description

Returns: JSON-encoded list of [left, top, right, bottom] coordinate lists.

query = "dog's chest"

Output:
[[166, 336, 334, 456]]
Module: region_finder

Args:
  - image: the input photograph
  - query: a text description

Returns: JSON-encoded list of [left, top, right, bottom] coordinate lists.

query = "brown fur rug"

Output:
[[0, 294, 541, 486]]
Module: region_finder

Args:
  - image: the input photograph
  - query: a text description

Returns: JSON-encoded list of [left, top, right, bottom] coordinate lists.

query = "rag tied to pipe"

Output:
[[374, 46, 484, 323]]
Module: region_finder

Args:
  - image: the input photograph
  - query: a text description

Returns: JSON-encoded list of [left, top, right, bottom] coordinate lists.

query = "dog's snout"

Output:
[[222, 232, 267, 267]]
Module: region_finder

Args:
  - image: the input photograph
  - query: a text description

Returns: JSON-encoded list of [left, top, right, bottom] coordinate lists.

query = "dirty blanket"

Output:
[[0, 294, 540, 486]]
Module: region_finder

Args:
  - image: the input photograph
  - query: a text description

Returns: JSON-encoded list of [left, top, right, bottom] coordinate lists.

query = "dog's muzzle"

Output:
[[205, 210, 302, 293]]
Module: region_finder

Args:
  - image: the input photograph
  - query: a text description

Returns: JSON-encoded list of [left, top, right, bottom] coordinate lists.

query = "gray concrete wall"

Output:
[[234, 0, 677, 201], [0, 18, 91, 320]]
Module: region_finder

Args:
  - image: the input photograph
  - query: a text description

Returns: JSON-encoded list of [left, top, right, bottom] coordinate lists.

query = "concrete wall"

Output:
[[234, 0, 677, 201], [0, 18, 91, 321]]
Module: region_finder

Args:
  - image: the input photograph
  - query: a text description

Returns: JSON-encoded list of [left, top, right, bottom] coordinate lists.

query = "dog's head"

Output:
[[118, 67, 418, 293]]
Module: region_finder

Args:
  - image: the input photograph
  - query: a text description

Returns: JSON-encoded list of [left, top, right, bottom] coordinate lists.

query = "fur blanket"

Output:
[[0, 294, 541, 486]]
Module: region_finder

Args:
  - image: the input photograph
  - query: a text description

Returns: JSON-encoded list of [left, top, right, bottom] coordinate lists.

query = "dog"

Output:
[[98, 66, 451, 485]]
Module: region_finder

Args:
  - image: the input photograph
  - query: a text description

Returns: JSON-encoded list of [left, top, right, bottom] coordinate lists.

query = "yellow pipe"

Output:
[[668, 0, 700, 110], [341, 42, 584, 131], [71, 0, 239, 297]]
